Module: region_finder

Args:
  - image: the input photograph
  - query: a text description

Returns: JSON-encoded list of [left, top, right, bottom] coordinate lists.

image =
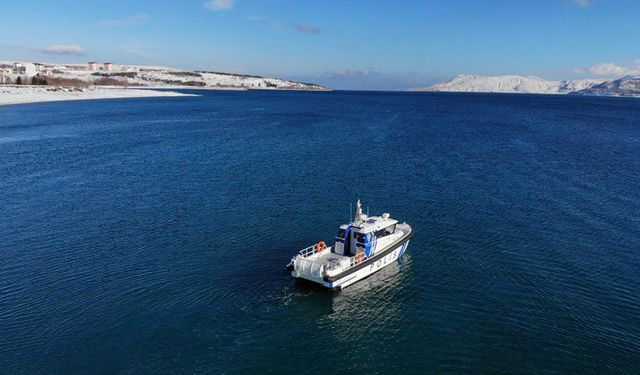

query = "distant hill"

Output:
[[408, 74, 603, 95], [0, 61, 330, 91], [89, 70, 330, 90], [570, 76, 640, 97]]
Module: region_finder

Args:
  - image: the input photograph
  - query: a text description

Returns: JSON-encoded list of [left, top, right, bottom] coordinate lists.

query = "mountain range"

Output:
[[409, 74, 640, 97], [570, 76, 640, 97]]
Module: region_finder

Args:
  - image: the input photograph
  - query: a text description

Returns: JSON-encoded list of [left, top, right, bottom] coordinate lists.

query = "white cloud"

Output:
[[40, 44, 85, 56], [311, 68, 411, 90], [205, 0, 234, 11], [97, 13, 149, 28], [321, 68, 373, 79], [587, 62, 640, 76], [295, 23, 320, 34]]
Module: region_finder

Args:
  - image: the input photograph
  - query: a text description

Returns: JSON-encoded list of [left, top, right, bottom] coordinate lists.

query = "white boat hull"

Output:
[[291, 233, 411, 290], [326, 240, 410, 289]]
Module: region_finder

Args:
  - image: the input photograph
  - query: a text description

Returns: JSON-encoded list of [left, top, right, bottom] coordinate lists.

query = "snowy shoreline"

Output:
[[0, 85, 198, 106]]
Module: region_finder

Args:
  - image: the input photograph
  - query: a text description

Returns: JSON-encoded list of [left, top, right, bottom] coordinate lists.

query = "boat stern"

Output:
[[288, 244, 351, 289]]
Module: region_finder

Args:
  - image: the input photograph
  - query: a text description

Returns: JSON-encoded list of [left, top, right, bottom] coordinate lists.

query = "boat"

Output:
[[287, 200, 413, 290]]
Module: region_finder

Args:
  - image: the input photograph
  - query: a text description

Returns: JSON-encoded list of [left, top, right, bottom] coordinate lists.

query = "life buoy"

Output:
[[316, 241, 326, 253]]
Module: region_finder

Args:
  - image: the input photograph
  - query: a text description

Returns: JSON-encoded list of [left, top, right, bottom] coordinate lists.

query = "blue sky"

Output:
[[1, 0, 639, 90]]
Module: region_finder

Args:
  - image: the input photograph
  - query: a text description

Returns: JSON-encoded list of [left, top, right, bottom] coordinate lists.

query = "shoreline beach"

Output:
[[0, 85, 197, 106]]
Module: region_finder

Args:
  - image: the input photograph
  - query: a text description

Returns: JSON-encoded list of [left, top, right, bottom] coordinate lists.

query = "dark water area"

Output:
[[1, 90, 639, 374]]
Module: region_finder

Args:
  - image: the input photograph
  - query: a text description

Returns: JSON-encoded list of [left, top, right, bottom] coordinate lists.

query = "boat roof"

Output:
[[342, 214, 398, 233]]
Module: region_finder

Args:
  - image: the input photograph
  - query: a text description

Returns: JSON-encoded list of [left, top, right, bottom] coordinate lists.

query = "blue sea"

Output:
[[1, 90, 639, 374]]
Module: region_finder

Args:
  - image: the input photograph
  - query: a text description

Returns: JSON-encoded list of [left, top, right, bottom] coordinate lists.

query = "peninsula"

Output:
[[0, 61, 329, 105]]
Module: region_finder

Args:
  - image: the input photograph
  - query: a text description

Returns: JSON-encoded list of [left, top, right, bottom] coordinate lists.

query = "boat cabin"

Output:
[[333, 212, 398, 258]]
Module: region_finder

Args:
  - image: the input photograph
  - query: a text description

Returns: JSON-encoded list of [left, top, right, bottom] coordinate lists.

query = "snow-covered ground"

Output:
[[409, 74, 604, 94], [0, 61, 330, 104], [0, 62, 328, 91], [0, 85, 196, 106], [0, 60, 329, 106], [131, 70, 328, 90]]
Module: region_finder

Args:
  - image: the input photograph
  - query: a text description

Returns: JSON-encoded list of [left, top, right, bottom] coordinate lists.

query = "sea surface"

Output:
[[1, 90, 639, 374]]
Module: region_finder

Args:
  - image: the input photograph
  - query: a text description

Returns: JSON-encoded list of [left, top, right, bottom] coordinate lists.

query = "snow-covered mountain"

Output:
[[408, 74, 603, 95], [571, 76, 640, 97]]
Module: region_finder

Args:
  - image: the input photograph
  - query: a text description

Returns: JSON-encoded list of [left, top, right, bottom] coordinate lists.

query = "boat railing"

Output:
[[294, 242, 370, 273], [297, 243, 323, 259]]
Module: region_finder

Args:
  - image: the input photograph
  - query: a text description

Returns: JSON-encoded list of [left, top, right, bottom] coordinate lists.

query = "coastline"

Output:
[[0, 84, 332, 106], [0, 85, 198, 106]]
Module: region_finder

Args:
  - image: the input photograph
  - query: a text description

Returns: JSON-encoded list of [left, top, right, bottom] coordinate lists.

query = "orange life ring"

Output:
[[316, 241, 326, 253], [355, 250, 365, 264]]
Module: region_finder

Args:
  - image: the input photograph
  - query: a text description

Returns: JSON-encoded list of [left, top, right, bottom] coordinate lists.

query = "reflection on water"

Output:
[[323, 256, 413, 344]]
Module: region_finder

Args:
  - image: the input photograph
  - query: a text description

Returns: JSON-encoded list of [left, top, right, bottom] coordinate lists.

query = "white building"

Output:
[[13, 63, 37, 76]]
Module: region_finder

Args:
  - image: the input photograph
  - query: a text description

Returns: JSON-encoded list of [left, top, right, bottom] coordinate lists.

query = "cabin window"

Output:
[[337, 228, 346, 238], [354, 232, 365, 243], [373, 224, 396, 239]]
